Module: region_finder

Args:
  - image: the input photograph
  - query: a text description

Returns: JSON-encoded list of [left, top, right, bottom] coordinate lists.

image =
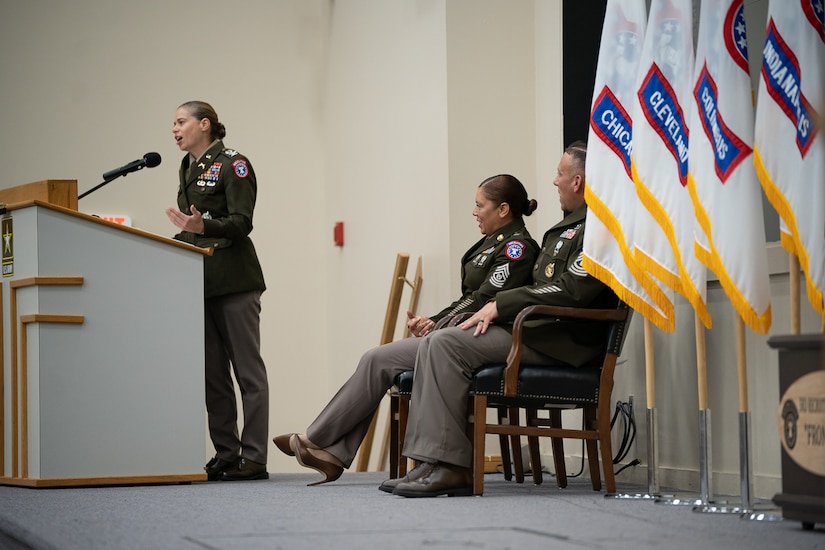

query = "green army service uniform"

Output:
[[403, 203, 619, 469], [304, 221, 539, 468], [429, 219, 540, 324], [495, 202, 618, 367], [173, 140, 269, 468]]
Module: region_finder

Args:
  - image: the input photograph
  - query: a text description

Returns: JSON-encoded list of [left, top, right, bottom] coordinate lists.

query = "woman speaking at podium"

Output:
[[165, 100, 269, 482]]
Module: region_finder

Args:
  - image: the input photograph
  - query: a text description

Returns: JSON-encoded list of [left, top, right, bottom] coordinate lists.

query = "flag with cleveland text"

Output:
[[686, 0, 772, 334], [584, 0, 674, 331], [754, 0, 825, 315], [631, 0, 711, 328]]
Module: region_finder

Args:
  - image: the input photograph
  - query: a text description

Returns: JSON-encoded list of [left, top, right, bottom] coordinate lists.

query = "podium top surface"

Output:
[[5, 200, 212, 257], [768, 333, 825, 350], [0, 179, 78, 211]]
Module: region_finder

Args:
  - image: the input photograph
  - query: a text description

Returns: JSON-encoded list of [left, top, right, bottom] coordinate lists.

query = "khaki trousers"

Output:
[[402, 325, 550, 468], [306, 337, 423, 468]]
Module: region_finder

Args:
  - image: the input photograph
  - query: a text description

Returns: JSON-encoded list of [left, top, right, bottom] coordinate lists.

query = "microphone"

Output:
[[102, 152, 162, 182], [79, 152, 162, 200]]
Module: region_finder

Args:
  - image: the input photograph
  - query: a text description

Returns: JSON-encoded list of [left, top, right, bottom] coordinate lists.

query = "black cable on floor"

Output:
[[610, 399, 638, 475]]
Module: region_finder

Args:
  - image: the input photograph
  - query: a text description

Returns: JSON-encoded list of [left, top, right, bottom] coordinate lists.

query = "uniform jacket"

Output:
[[430, 220, 539, 324], [173, 140, 266, 299], [494, 204, 617, 367]]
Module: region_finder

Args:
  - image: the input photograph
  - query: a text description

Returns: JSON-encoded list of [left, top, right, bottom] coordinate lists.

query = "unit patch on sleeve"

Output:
[[232, 159, 249, 178], [505, 240, 525, 260]]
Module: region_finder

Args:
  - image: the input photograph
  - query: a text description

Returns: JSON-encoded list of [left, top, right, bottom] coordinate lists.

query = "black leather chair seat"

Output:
[[396, 370, 414, 394], [473, 362, 601, 407]]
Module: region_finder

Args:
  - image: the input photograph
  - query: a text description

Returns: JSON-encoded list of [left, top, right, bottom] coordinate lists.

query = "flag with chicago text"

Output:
[[686, 0, 772, 334], [754, 0, 825, 316], [584, 0, 674, 331], [631, 0, 711, 328]]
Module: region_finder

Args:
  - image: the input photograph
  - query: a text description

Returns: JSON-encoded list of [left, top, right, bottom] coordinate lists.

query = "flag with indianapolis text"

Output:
[[584, 0, 674, 331], [631, 0, 711, 328], [686, 0, 772, 334], [754, 0, 824, 316]]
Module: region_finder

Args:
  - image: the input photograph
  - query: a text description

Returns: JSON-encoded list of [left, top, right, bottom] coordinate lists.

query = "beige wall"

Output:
[[1, 0, 815, 499]]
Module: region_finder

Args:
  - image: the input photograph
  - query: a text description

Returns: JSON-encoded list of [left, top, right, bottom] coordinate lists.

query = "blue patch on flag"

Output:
[[693, 65, 752, 182], [639, 65, 690, 186], [761, 20, 819, 158], [591, 86, 633, 177], [724, 1, 750, 74]]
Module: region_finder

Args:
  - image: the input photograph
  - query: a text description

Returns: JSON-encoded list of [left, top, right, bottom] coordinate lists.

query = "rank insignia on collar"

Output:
[[497, 234, 504, 241], [205, 154, 212, 159], [224, 149, 239, 157], [198, 162, 206, 169], [545, 262, 555, 278]]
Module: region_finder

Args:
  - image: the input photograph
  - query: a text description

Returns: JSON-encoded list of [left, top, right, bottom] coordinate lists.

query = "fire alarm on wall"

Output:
[[333, 221, 344, 246]]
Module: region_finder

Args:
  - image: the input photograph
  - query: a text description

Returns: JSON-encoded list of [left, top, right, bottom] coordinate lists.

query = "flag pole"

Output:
[[607, 316, 667, 501], [734, 315, 753, 510], [790, 254, 801, 335], [695, 314, 770, 517], [694, 312, 715, 505], [644, 317, 662, 497], [657, 311, 720, 507]]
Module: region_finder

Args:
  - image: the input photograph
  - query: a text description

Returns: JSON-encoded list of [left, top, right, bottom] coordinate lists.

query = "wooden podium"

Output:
[[0, 180, 211, 487]]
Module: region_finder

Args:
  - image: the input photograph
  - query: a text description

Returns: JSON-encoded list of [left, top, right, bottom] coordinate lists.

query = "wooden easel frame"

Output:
[[354, 254, 422, 472]]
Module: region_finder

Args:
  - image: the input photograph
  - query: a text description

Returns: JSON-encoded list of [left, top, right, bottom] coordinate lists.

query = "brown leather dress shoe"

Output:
[[273, 433, 296, 457], [378, 461, 434, 493], [392, 462, 472, 497], [218, 458, 269, 481], [291, 436, 344, 486]]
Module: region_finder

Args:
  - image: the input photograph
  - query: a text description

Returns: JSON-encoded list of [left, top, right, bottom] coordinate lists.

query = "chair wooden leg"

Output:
[[389, 394, 399, 478], [584, 407, 601, 490], [526, 409, 543, 485], [397, 395, 410, 477], [597, 403, 617, 494], [507, 407, 525, 483], [496, 407, 512, 481], [473, 395, 488, 495], [549, 409, 567, 488]]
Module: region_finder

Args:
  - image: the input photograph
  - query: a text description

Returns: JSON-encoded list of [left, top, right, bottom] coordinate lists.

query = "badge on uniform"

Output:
[[505, 240, 525, 260], [197, 163, 221, 187], [553, 240, 564, 256], [233, 159, 249, 178], [560, 224, 582, 240], [545, 262, 555, 278]]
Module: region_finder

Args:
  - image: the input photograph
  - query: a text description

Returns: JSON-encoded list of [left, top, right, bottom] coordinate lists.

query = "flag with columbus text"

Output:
[[686, 0, 772, 334], [754, 0, 825, 316], [584, 0, 674, 331], [631, 0, 711, 328]]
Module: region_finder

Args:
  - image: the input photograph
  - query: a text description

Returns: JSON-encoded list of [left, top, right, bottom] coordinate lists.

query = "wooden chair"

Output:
[[471, 301, 632, 496]]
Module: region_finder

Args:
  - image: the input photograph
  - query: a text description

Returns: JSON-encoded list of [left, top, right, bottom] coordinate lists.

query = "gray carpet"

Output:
[[0, 471, 820, 549]]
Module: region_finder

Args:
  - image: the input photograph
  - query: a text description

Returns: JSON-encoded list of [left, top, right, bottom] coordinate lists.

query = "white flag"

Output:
[[754, 0, 825, 315], [584, 0, 674, 331], [686, 0, 772, 334], [631, 0, 712, 328]]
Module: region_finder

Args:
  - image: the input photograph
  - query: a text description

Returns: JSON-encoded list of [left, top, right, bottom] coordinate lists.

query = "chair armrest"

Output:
[[502, 305, 628, 397]]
